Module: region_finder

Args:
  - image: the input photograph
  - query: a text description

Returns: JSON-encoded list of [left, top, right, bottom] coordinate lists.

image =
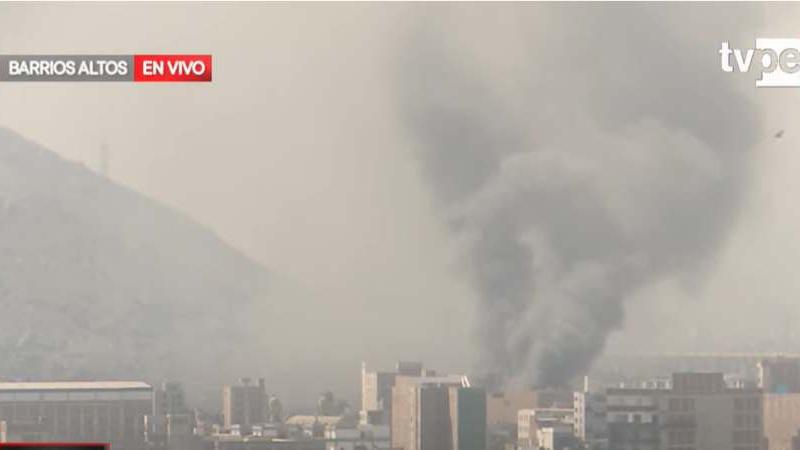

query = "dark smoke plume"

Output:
[[398, 5, 760, 388]]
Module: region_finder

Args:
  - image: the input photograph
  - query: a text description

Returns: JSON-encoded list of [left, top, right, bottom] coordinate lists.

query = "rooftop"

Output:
[[410, 375, 471, 387], [285, 415, 350, 427], [0, 381, 152, 391]]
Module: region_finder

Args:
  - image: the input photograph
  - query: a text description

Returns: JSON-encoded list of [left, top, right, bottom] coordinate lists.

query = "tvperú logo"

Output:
[[720, 40, 800, 87]]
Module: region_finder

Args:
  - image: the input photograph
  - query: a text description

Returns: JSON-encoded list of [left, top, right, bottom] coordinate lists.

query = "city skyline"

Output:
[[2, 3, 800, 449]]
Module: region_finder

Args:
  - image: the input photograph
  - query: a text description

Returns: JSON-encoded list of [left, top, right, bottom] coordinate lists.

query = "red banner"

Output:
[[133, 54, 212, 82]]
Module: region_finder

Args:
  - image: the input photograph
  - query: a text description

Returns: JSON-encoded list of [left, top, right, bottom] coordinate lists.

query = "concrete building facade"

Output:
[[449, 388, 486, 450], [759, 357, 800, 394], [0, 381, 152, 450], [606, 373, 765, 450], [606, 386, 662, 450], [517, 408, 573, 450], [361, 363, 398, 426], [763, 393, 800, 450], [360, 362, 438, 427], [661, 372, 763, 450], [573, 389, 607, 450], [223, 378, 267, 430], [391, 376, 485, 450]]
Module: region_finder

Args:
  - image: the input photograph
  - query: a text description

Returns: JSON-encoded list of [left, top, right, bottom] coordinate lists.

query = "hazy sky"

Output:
[[2, 2, 800, 404], [0, 4, 476, 403]]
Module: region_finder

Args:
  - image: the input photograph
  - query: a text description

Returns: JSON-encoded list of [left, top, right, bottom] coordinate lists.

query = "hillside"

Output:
[[0, 127, 272, 406]]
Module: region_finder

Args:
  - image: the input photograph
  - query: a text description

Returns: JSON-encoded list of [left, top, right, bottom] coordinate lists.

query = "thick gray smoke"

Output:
[[398, 5, 761, 388]]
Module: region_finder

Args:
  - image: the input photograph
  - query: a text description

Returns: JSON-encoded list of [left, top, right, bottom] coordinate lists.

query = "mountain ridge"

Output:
[[0, 127, 272, 406]]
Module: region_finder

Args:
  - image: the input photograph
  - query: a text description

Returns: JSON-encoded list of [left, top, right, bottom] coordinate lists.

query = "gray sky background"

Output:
[[1, 2, 800, 403]]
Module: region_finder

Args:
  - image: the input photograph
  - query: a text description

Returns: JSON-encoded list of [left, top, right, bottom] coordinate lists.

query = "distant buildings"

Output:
[[449, 387, 486, 450], [486, 390, 538, 430], [573, 379, 607, 450], [517, 407, 574, 450], [763, 393, 800, 450], [759, 357, 800, 394], [532, 423, 574, 450], [0, 381, 152, 450], [361, 363, 397, 426], [146, 381, 195, 450], [603, 372, 765, 450], [606, 385, 660, 450], [593, 353, 795, 391], [486, 389, 571, 430], [209, 438, 325, 450], [760, 359, 800, 450], [665, 373, 762, 450], [389, 368, 485, 450], [5, 358, 798, 450], [154, 381, 189, 416], [361, 361, 428, 426], [323, 424, 390, 450], [224, 378, 268, 431], [397, 362, 425, 377], [482, 387, 573, 450], [285, 415, 356, 438]]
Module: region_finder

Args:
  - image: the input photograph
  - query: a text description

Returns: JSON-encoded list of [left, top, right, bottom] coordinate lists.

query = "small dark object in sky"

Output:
[[775, 130, 784, 139]]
